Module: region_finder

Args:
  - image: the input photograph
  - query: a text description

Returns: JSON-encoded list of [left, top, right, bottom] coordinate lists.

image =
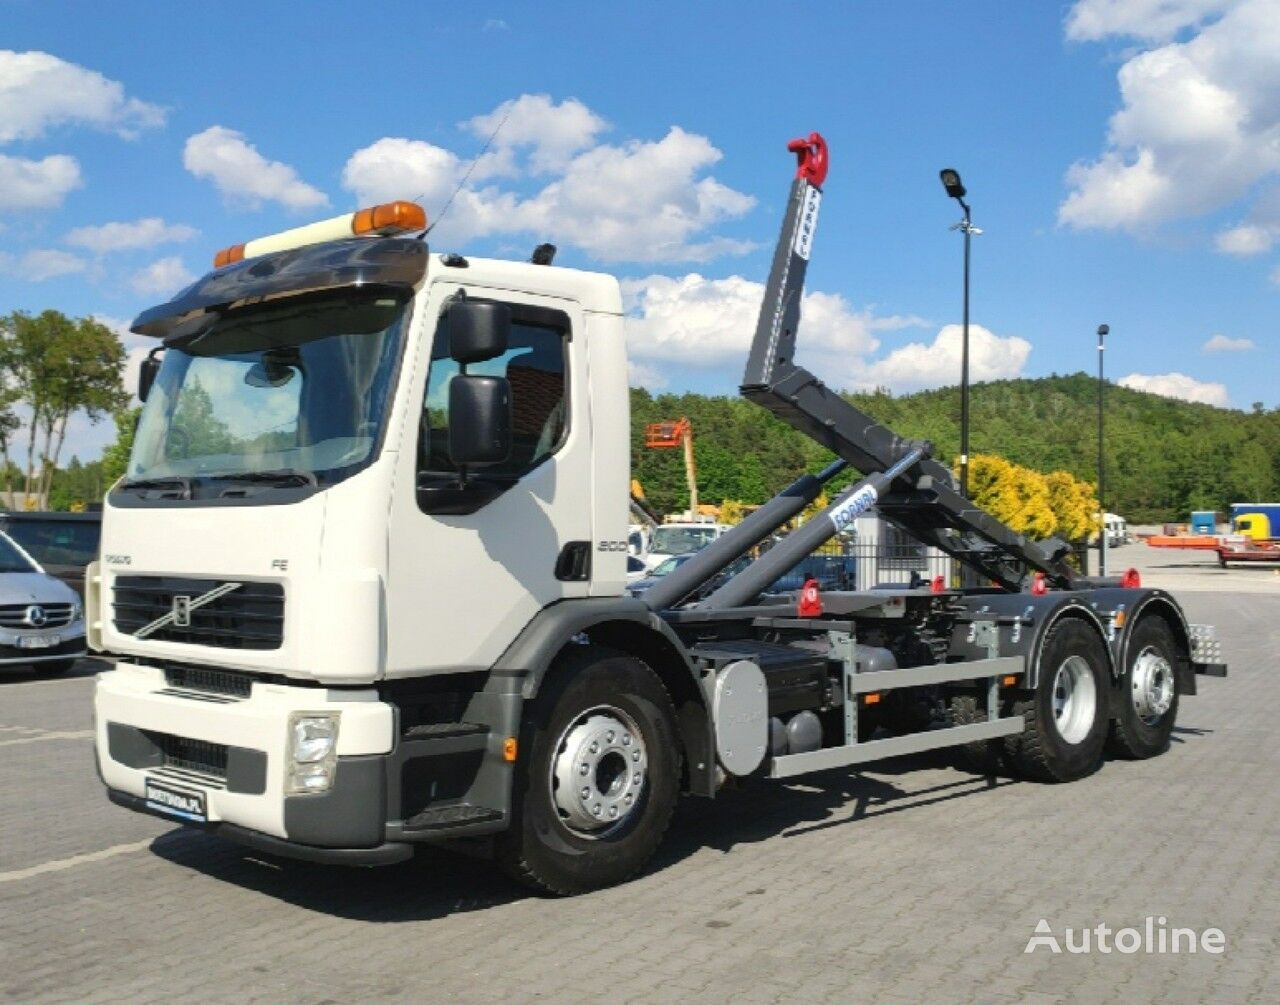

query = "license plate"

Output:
[[18, 634, 59, 649], [144, 779, 207, 823]]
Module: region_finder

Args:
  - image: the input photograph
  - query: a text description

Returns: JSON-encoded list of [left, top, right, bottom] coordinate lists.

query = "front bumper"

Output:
[[105, 788, 413, 865], [95, 662, 395, 846], [0, 627, 86, 666]]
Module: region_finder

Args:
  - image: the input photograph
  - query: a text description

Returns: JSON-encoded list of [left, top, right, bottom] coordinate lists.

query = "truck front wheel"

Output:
[[1107, 618, 1179, 759], [496, 647, 681, 895], [1005, 620, 1109, 782]]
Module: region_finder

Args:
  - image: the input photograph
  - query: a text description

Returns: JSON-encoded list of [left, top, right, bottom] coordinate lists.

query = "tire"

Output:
[[947, 694, 1004, 775], [496, 646, 681, 895], [1107, 618, 1180, 759], [1005, 619, 1109, 782]]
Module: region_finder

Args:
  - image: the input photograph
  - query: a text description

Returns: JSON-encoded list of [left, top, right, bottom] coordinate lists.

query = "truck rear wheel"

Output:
[[496, 647, 681, 895], [1005, 620, 1109, 782], [1107, 618, 1179, 759]]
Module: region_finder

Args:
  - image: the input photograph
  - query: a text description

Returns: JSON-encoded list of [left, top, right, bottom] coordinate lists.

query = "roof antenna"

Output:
[[531, 243, 556, 265], [422, 101, 515, 238]]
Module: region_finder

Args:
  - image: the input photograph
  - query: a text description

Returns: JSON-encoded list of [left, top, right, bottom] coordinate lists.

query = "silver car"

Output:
[[0, 529, 86, 674]]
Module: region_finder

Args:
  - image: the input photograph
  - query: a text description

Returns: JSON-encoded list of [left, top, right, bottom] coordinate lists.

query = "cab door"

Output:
[[384, 282, 593, 675]]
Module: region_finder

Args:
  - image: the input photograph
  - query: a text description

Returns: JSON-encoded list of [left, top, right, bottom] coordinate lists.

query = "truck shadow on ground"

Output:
[[146, 747, 1022, 923], [147, 726, 1213, 922]]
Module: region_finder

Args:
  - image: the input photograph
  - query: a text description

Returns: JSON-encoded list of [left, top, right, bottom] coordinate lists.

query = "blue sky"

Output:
[[2, 0, 1277, 463]]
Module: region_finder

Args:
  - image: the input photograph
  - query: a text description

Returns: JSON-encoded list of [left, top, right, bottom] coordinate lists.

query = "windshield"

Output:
[[651, 556, 689, 576], [0, 533, 38, 574], [2, 520, 99, 566], [650, 526, 717, 556], [124, 291, 408, 496]]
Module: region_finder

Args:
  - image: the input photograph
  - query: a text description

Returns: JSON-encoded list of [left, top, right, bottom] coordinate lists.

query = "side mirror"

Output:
[[138, 349, 162, 402], [448, 375, 511, 466], [448, 300, 510, 364]]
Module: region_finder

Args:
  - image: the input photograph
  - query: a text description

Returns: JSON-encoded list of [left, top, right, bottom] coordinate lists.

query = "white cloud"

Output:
[[0, 50, 165, 143], [621, 273, 997, 393], [341, 98, 755, 263], [627, 359, 669, 390], [1065, 0, 1231, 43], [1214, 223, 1276, 255], [184, 126, 328, 211], [482, 18, 509, 32], [1202, 333, 1255, 351], [861, 325, 1033, 393], [21, 249, 86, 282], [66, 217, 198, 254], [130, 256, 195, 296], [342, 137, 463, 209], [0, 153, 81, 210], [1060, 0, 1280, 233], [0, 248, 87, 282], [464, 94, 608, 176], [1118, 371, 1229, 405], [501, 127, 756, 262]]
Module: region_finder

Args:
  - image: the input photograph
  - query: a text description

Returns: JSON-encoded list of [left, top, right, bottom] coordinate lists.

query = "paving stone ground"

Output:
[[1, 559, 1276, 1003]]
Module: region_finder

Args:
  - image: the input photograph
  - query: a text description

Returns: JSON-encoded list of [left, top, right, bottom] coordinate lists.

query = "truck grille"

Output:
[[162, 664, 255, 699], [112, 577, 284, 650], [150, 732, 229, 779], [0, 602, 76, 629]]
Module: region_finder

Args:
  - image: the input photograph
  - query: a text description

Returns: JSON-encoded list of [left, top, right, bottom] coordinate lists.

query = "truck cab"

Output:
[[92, 203, 641, 863], [643, 520, 731, 570]]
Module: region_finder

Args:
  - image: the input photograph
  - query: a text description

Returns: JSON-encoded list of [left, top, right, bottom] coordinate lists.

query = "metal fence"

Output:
[[846, 541, 953, 591], [756, 531, 954, 592]]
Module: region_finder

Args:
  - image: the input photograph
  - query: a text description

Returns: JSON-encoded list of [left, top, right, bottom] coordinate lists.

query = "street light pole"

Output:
[[960, 199, 972, 497], [1097, 323, 1109, 577], [940, 169, 980, 496]]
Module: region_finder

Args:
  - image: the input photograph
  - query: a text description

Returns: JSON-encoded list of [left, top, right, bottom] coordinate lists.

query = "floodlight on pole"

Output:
[[939, 167, 979, 497], [1097, 323, 1109, 576]]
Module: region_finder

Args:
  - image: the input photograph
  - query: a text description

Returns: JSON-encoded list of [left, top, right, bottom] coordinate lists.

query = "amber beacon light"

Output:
[[212, 200, 428, 268]]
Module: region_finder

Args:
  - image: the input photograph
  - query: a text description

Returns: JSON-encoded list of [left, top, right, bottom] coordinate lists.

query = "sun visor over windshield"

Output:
[[130, 236, 429, 341]]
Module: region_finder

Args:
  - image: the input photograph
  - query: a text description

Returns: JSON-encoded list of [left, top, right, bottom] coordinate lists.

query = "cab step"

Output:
[[403, 803, 504, 832]]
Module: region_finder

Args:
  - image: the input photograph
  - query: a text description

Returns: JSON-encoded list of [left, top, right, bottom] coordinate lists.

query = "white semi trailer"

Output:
[[91, 134, 1226, 894]]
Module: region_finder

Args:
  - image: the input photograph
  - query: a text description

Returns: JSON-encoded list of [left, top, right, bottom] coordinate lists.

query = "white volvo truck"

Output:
[[92, 134, 1226, 894]]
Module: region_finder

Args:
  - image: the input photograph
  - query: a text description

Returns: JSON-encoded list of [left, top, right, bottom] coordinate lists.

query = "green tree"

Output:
[[0, 310, 127, 506]]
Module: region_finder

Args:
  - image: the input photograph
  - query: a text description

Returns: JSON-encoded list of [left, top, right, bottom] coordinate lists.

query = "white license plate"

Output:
[[144, 779, 207, 823], [18, 635, 59, 649]]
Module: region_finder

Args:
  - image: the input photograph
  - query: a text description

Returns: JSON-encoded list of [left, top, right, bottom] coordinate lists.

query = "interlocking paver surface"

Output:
[[1, 552, 1276, 1003]]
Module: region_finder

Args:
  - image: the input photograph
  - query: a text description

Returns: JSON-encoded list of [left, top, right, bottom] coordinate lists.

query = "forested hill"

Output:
[[631, 373, 1280, 523]]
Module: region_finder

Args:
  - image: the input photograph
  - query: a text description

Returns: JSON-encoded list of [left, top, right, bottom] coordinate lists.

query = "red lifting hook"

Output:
[[787, 132, 829, 188]]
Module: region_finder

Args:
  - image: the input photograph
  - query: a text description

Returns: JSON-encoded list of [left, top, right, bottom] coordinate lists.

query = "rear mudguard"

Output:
[[946, 588, 1195, 695]]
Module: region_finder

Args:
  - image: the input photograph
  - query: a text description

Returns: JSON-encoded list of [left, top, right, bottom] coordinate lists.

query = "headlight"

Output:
[[286, 712, 340, 794]]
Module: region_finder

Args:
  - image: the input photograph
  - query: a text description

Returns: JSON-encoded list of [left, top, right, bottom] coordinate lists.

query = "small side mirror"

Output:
[[448, 375, 511, 466], [448, 300, 510, 364], [138, 349, 162, 402]]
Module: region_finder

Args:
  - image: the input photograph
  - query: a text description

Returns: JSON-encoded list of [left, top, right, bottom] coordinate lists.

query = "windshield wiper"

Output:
[[206, 469, 319, 488], [117, 476, 194, 498]]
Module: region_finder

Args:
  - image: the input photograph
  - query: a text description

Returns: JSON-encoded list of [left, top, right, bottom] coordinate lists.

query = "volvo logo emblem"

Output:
[[25, 605, 47, 628], [133, 582, 243, 639]]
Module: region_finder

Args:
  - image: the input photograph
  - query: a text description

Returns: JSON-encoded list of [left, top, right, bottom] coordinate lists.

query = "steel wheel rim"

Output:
[[1052, 655, 1097, 745], [549, 705, 648, 838], [1131, 645, 1174, 724]]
